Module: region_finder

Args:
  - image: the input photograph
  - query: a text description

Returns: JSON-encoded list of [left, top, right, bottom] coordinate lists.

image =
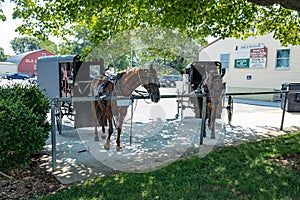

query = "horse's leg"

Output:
[[204, 102, 212, 138], [91, 101, 99, 141], [210, 103, 217, 139], [115, 108, 127, 151], [100, 108, 107, 140], [104, 105, 114, 150]]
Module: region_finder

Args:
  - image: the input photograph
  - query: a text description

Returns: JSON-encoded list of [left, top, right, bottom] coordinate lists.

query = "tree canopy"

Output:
[[5, 0, 298, 47], [10, 37, 42, 54], [10, 36, 65, 54], [1, 0, 299, 65]]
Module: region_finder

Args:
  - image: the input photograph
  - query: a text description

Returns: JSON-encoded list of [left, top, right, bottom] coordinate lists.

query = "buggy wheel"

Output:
[[226, 95, 233, 124], [65, 102, 74, 121], [169, 81, 176, 87]]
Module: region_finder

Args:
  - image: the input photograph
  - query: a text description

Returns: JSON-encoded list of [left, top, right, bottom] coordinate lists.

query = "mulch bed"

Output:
[[0, 153, 76, 200]]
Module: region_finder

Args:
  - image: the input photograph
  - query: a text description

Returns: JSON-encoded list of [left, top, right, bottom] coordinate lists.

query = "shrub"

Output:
[[0, 83, 50, 171]]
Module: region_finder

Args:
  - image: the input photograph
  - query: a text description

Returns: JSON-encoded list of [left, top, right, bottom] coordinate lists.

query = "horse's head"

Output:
[[206, 70, 225, 104], [140, 64, 160, 103]]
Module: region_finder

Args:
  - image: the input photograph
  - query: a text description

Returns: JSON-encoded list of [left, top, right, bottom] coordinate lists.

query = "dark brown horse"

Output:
[[90, 64, 160, 151], [200, 70, 225, 139]]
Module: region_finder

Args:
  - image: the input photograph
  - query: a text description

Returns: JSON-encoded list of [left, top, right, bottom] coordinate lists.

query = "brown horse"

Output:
[[90, 64, 160, 151], [200, 70, 225, 139], [90, 75, 115, 142]]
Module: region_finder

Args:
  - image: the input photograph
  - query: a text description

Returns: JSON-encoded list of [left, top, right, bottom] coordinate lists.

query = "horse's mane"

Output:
[[114, 67, 158, 85], [115, 67, 151, 80], [116, 67, 137, 78]]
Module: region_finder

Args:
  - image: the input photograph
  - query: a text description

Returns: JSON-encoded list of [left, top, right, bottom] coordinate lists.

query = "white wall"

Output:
[[0, 62, 18, 77]]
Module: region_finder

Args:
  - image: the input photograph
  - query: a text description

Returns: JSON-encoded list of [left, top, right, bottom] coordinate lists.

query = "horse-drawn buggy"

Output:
[[37, 55, 107, 134], [177, 61, 233, 139]]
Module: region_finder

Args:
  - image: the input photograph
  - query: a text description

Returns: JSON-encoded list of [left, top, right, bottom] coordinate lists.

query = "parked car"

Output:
[[6, 73, 29, 80], [28, 76, 37, 84], [159, 75, 183, 87]]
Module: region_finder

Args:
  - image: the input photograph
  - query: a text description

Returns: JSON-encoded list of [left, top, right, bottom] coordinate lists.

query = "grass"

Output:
[[35, 132, 300, 200]]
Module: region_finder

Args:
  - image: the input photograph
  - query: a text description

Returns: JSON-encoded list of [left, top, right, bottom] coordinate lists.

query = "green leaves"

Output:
[[5, 0, 300, 54], [0, 83, 50, 172]]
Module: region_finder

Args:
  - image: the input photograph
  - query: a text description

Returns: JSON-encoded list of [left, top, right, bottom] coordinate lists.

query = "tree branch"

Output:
[[0, 171, 13, 179], [248, 0, 300, 11]]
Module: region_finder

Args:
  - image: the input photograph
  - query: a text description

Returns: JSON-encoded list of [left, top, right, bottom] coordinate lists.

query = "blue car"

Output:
[[159, 75, 183, 87], [6, 73, 29, 80]]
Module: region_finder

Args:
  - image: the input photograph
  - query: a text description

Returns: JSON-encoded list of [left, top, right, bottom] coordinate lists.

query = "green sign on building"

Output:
[[234, 58, 250, 68]]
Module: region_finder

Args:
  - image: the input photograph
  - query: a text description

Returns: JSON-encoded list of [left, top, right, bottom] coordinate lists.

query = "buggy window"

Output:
[[90, 65, 100, 78]]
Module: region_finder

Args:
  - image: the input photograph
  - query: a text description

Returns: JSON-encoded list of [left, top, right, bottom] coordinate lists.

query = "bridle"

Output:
[[138, 69, 160, 89], [135, 71, 159, 101]]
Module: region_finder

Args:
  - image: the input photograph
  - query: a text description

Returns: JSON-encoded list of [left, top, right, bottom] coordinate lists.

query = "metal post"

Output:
[[130, 98, 134, 145], [180, 89, 184, 121], [176, 89, 180, 119], [176, 89, 181, 120], [280, 92, 288, 131], [50, 99, 57, 171], [200, 96, 207, 145]]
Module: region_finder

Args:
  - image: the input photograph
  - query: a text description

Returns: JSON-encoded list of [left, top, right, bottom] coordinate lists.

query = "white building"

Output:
[[199, 33, 300, 101], [0, 62, 18, 77]]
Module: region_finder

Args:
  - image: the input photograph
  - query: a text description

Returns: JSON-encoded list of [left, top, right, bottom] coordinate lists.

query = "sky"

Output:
[[0, 1, 22, 55]]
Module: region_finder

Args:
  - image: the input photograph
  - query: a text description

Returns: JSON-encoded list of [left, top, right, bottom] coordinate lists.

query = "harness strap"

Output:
[[137, 69, 144, 86], [112, 72, 125, 96]]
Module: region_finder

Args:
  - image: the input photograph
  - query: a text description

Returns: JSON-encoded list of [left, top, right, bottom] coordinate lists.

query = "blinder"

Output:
[[146, 72, 160, 88], [142, 70, 160, 103]]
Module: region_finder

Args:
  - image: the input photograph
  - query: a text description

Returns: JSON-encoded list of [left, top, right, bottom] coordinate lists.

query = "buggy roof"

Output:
[[186, 61, 222, 75], [37, 55, 80, 63]]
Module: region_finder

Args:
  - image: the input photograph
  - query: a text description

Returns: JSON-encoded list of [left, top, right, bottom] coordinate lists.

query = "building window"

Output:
[[42, 53, 46, 57], [220, 53, 230, 69], [275, 49, 290, 69]]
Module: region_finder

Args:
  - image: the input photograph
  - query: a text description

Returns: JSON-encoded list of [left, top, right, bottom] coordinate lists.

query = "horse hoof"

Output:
[[116, 146, 122, 152], [104, 143, 110, 150], [95, 136, 99, 142], [101, 134, 106, 140]]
